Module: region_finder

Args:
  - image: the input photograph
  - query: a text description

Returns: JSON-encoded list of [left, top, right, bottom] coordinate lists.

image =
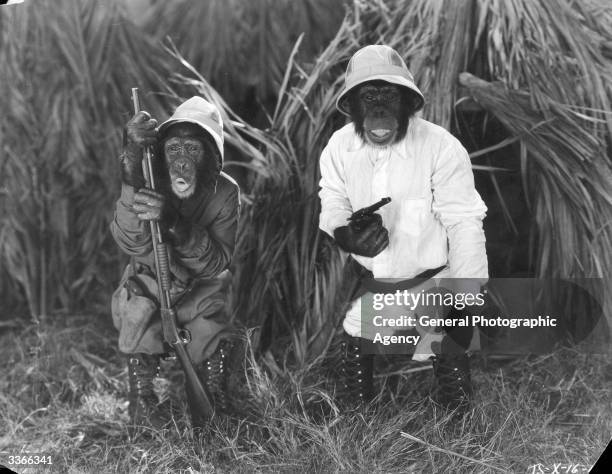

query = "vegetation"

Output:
[[0, 315, 609, 472], [0, 0, 611, 470], [0, 0, 175, 316]]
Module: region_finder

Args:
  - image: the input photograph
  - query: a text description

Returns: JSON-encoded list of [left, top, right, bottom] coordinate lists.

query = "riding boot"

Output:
[[338, 334, 374, 407], [187, 339, 234, 429], [127, 353, 166, 428], [431, 353, 473, 411]]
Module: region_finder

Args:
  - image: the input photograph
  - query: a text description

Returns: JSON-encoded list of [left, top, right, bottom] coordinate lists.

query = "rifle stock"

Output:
[[131, 88, 214, 421]]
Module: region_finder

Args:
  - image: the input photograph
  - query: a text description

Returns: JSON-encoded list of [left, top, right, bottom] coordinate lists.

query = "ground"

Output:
[[0, 313, 610, 473]]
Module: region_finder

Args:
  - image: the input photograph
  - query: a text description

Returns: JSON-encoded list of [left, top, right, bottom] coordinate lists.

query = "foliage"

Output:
[[0, 0, 178, 317], [0, 315, 610, 472], [143, 0, 348, 113]]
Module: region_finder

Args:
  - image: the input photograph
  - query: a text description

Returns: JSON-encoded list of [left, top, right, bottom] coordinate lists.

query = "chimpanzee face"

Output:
[[346, 80, 421, 148], [161, 123, 219, 199]]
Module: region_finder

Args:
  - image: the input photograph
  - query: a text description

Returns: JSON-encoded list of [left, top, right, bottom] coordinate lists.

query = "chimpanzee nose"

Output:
[[372, 107, 386, 118]]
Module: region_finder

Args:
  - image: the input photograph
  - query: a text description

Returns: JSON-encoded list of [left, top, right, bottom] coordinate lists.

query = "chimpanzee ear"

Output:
[[338, 96, 351, 115], [404, 90, 425, 115]]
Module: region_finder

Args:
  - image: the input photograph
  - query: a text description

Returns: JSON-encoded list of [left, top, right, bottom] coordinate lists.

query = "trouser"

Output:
[[111, 263, 233, 364], [341, 257, 479, 360]]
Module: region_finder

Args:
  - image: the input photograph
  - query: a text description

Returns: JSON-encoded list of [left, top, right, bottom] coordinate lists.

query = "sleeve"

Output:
[[318, 141, 353, 237], [172, 185, 240, 279], [109, 184, 152, 256], [431, 139, 488, 282]]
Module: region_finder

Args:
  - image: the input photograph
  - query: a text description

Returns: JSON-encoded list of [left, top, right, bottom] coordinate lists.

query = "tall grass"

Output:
[[0, 314, 610, 472], [144, 0, 347, 112], [0, 0, 181, 318]]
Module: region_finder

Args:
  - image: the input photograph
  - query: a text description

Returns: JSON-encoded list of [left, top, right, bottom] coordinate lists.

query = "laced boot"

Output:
[[127, 353, 166, 428], [431, 353, 473, 412], [202, 339, 233, 413], [187, 339, 234, 429], [338, 334, 374, 407]]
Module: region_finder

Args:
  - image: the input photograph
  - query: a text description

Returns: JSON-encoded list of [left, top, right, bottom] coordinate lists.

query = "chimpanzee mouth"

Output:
[[172, 178, 192, 197], [174, 178, 191, 191], [366, 128, 396, 145], [370, 129, 392, 138]]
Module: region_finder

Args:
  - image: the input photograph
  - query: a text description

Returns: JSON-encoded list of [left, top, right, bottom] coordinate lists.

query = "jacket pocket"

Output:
[[111, 267, 159, 353], [398, 197, 430, 235]]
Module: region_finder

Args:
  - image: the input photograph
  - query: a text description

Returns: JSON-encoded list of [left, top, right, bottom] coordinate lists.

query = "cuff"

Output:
[[120, 184, 137, 203], [319, 210, 352, 237]]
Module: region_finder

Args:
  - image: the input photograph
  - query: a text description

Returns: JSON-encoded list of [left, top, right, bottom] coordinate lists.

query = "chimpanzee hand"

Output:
[[126, 111, 158, 148], [119, 111, 158, 188], [333, 213, 389, 257], [132, 188, 166, 221], [165, 218, 201, 254]]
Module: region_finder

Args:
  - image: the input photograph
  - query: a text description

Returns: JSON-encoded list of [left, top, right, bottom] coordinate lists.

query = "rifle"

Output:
[[347, 197, 392, 230], [131, 88, 214, 422]]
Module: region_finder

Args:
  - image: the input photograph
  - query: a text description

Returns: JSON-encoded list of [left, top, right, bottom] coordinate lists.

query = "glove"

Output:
[[132, 188, 166, 221], [333, 213, 389, 257], [165, 217, 195, 251], [131, 189, 202, 253], [119, 111, 158, 188]]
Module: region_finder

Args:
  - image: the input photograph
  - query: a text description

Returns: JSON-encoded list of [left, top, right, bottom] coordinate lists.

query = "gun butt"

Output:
[[173, 344, 215, 420]]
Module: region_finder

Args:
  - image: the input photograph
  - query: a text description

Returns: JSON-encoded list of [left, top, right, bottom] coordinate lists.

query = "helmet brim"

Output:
[[336, 74, 425, 116], [158, 118, 224, 159]]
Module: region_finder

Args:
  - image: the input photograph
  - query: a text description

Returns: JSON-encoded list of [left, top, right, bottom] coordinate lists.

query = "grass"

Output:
[[0, 313, 609, 473]]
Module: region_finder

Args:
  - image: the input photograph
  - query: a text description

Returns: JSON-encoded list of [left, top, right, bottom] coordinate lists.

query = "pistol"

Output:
[[347, 197, 391, 230]]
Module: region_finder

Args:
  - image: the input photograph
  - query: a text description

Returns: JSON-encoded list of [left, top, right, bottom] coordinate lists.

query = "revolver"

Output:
[[347, 197, 391, 230]]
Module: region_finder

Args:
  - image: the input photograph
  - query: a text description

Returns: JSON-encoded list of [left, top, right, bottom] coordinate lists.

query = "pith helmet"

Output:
[[158, 96, 224, 160], [336, 45, 425, 116]]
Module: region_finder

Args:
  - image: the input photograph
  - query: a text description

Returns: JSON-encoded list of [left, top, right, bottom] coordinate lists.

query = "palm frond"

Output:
[[0, 0, 178, 317]]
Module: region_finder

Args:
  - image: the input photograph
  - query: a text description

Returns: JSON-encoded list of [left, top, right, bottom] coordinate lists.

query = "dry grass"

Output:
[[0, 314, 610, 473]]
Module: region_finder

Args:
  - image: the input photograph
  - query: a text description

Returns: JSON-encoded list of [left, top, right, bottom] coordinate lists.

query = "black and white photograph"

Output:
[[0, 0, 610, 472]]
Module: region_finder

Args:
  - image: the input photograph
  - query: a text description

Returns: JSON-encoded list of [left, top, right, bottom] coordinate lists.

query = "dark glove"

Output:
[[119, 111, 158, 188], [157, 210, 204, 255], [165, 217, 194, 250], [132, 188, 166, 221], [333, 213, 389, 257]]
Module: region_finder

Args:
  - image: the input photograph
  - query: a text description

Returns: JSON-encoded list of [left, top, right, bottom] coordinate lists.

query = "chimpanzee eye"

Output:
[[167, 144, 181, 154], [383, 90, 400, 101], [186, 144, 202, 155]]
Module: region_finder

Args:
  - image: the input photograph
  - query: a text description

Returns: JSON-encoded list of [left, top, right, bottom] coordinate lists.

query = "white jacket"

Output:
[[318, 117, 488, 281]]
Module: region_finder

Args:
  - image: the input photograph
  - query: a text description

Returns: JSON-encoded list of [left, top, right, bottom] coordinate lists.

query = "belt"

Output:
[[361, 265, 447, 293]]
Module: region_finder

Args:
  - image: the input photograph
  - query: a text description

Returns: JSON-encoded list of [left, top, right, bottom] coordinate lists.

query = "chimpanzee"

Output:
[[110, 96, 240, 429], [345, 79, 423, 148], [319, 45, 488, 412]]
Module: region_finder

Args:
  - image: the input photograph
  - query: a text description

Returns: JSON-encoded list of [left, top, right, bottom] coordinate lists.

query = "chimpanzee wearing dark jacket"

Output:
[[111, 97, 240, 430], [121, 115, 224, 252]]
